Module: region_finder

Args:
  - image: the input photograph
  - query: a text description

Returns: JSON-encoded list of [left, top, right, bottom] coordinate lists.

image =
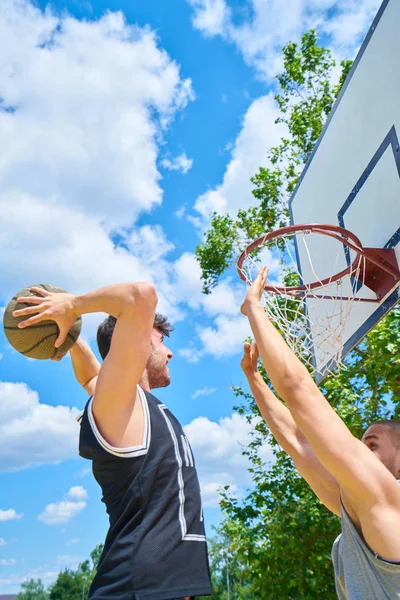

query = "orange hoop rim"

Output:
[[237, 223, 366, 295]]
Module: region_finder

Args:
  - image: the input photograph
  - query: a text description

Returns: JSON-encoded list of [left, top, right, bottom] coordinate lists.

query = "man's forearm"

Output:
[[73, 282, 156, 320], [246, 370, 308, 457], [70, 338, 101, 387], [246, 369, 341, 513], [246, 303, 310, 398]]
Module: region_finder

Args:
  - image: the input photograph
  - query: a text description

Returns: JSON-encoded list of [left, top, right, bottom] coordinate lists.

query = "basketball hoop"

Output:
[[237, 223, 400, 379]]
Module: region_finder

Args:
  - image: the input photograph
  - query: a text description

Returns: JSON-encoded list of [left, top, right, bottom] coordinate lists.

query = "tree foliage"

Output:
[[16, 544, 104, 600], [195, 29, 400, 599], [196, 30, 352, 294], [17, 579, 49, 600], [49, 544, 103, 600]]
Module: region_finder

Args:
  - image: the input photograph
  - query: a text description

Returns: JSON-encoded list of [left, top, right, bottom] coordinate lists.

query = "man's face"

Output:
[[146, 329, 173, 390], [362, 424, 400, 477]]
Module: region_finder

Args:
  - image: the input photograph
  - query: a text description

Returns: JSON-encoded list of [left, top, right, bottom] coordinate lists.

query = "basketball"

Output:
[[3, 284, 82, 360]]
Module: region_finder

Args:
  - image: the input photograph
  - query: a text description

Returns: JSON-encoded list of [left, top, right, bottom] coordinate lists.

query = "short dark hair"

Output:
[[96, 313, 173, 360], [368, 420, 400, 446]]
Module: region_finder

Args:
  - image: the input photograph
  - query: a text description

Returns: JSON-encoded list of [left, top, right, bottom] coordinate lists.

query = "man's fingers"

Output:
[[16, 295, 44, 306], [260, 266, 268, 285], [254, 266, 269, 288], [13, 304, 43, 318], [29, 287, 50, 297], [17, 313, 47, 328], [55, 328, 68, 348], [244, 342, 251, 352]]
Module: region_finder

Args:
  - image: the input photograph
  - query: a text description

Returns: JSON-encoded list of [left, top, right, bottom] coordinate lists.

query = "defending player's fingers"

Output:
[[250, 342, 259, 362]]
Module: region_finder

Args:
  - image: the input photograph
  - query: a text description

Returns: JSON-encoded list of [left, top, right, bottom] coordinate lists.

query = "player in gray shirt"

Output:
[[240, 267, 400, 599]]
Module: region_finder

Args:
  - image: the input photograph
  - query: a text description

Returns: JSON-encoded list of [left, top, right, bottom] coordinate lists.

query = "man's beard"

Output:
[[146, 349, 170, 390], [148, 368, 170, 390]]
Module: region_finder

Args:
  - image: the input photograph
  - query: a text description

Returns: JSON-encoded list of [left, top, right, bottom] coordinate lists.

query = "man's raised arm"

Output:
[[241, 341, 340, 515], [241, 268, 400, 513], [14, 282, 157, 446]]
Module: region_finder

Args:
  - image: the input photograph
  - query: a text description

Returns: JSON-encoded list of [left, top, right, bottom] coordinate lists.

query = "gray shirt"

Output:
[[332, 505, 400, 599]]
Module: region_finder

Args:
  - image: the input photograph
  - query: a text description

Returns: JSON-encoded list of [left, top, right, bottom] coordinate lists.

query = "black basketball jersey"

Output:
[[78, 386, 212, 600]]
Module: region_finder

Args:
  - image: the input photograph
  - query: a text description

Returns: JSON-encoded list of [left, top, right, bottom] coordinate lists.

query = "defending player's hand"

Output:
[[241, 265, 268, 316], [12, 286, 78, 348], [240, 342, 259, 377]]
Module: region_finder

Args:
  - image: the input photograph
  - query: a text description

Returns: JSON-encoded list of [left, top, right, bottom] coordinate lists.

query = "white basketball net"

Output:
[[239, 229, 367, 380]]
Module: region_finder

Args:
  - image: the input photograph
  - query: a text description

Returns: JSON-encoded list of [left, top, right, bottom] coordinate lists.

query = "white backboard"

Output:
[[289, 0, 400, 380]]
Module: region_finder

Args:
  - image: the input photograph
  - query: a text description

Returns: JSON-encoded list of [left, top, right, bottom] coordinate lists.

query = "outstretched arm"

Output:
[[241, 268, 400, 512], [241, 342, 340, 515]]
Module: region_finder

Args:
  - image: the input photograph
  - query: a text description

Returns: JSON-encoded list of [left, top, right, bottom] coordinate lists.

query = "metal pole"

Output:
[[226, 547, 230, 600]]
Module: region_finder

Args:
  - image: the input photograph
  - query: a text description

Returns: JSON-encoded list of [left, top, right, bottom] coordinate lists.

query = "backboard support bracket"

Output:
[[360, 247, 400, 299]]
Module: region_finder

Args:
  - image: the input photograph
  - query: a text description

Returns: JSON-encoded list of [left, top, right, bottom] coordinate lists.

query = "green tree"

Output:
[[195, 30, 400, 598], [49, 544, 104, 600], [16, 579, 48, 600], [196, 30, 352, 293], [199, 527, 253, 600]]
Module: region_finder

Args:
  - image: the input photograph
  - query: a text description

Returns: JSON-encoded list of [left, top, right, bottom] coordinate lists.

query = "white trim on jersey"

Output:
[[159, 404, 206, 543], [86, 386, 151, 458], [182, 435, 194, 468], [181, 435, 190, 467]]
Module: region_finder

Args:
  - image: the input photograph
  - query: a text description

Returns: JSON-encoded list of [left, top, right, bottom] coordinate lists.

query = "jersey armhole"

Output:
[[86, 386, 151, 458]]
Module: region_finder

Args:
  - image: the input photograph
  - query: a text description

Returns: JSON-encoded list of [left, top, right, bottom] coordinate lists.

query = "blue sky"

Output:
[[0, 0, 381, 593]]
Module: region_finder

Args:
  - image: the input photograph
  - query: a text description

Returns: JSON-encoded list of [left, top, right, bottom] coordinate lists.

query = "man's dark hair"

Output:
[[97, 313, 173, 360], [369, 420, 400, 446]]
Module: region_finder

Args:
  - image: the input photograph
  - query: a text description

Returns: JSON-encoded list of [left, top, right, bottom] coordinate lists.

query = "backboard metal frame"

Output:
[[288, 0, 400, 382]]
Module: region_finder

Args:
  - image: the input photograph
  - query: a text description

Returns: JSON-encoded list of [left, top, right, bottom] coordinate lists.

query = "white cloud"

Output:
[[0, 509, 23, 522], [173, 252, 204, 306], [38, 501, 86, 525], [174, 255, 251, 361], [188, 0, 229, 36], [66, 538, 80, 546], [0, 381, 80, 472], [161, 152, 193, 174], [38, 487, 88, 526], [201, 280, 243, 316], [194, 94, 285, 220], [0, 1, 193, 227], [177, 346, 205, 363], [0, 559, 17, 566], [66, 486, 88, 501], [175, 205, 186, 219], [185, 413, 273, 507], [172, 253, 244, 316], [188, 0, 381, 80], [0, 0, 195, 331], [78, 467, 91, 478], [198, 314, 251, 357], [54, 555, 83, 569], [0, 538, 6, 547], [191, 387, 217, 399]]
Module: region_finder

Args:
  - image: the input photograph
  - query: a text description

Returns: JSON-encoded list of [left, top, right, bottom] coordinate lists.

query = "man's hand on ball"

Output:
[[12, 287, 78, 348]]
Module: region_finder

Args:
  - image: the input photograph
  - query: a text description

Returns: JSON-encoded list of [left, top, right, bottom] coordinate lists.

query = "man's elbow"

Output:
[[127, 282, 158, 309]]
